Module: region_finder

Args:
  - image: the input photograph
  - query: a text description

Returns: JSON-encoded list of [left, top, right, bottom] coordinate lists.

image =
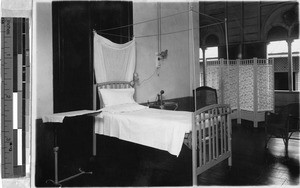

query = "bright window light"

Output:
[[199, 48, 203, 59], [292, 39, 299, 54], [267, 40, 288, 57], [199, 47, 218, 60], [206, 47, 218, 60]]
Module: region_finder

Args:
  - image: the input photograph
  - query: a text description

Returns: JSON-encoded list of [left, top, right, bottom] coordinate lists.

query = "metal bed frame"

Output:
[[93, 81, 232, 185]]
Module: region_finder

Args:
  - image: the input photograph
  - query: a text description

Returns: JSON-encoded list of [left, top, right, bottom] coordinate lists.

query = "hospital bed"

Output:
[[93, 81, 232, 185]]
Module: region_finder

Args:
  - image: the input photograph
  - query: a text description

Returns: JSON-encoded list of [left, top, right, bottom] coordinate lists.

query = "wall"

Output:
[[32, 1, 53, 186], [275, 91, 300, 106], [133, 2, 199, 103], [32, 2, 200, 117], [33, 1, 53, 119]]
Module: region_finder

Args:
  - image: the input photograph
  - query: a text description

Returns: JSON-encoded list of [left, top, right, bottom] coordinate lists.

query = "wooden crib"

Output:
[[190, 104, 232, 185]]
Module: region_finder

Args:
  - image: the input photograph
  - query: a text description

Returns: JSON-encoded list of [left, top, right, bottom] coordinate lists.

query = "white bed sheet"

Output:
[[95, 103, 193, 156]]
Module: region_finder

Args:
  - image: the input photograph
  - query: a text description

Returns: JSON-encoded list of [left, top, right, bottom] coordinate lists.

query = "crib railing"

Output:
[[192, 104, 232, 185]]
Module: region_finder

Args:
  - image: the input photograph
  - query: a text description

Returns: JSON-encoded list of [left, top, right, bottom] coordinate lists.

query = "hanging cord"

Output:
[[199, 21, 225, 29], [191, 9, 224, 22], [224, 18, 229, 61], [96, 8, 223, 33], [97, 21, 224, 40], [96, 9, 191, 32], [138, 69, 158, 86], [95, 8, 225, 39]]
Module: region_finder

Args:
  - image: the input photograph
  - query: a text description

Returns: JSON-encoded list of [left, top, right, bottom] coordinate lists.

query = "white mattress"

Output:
[[94, 103, 193, 156]]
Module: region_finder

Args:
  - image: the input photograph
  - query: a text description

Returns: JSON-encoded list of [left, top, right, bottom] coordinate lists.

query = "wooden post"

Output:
[[202, 47, 207, 86], [287, 39, 294, 91], [92, 31, 97, 156], [192, 113, 197, 186]]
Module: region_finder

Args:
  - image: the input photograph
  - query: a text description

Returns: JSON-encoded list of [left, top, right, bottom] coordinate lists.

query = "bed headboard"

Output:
[[97, 81, 133, 89], [93, 81, 134, 109]]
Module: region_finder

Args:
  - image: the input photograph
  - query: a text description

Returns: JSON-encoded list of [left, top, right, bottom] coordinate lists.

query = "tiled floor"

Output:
[[37, 120, 299, 187]]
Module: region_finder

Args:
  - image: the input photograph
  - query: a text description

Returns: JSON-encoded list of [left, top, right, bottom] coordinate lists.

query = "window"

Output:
[[199, 47, 219, 86], [199, 46, 218, 61], [267, 39, 299, 91]]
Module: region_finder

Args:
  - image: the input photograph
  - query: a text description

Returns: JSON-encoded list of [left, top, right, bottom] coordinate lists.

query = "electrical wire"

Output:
[[97, 21, 225, 40], [94, 8, 225, 40], [138, 68, 158, 86], [95, 8, 223, 33], [199, 21, 225, 29], [96, 9, 191, 32], [191, 9, 224, 22]]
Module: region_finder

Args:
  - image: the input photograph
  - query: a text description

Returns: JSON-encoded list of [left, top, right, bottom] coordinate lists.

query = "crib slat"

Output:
[[221, 108, 226, 154], [199, 119, 202, 167], [223, 108, 227, 152], [226, 108, 229, 151], [220, 109, 224, 155], [208, 110, 212, 162], [201, 113, 205, 166], [227, 107, 232, 166], [216, 111, 219, 157], [212, 109, 216, 159], [203, 113, 206, 163], [220, 108, 224, 154], [199, 113, 203, 166], [199, 120, 203, 166]]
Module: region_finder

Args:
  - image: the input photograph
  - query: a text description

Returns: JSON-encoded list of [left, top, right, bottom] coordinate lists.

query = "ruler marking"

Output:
[[1, 17, 28, 178], [13, 93, 18, 129], [1, 17, 14, 178], [17, 129, 23, 165]]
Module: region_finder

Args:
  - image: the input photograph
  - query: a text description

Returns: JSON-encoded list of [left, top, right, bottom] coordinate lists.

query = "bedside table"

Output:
[[148, 101, 178, 111]]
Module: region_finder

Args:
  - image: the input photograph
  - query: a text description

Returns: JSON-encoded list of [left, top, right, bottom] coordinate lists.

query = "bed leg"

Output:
[[254, 121, 258, 128], [237, 118, 241, 124], [228, 156, 232, 167], [93, 118, 97, 156], [93, 132, 97, 156]]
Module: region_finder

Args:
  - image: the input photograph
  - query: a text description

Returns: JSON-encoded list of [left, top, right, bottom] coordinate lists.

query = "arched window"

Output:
[[267, 39, 299, 91], [199, 46, 218, 61], [267, 26, 288, 41], [205, 34, 219, 47]]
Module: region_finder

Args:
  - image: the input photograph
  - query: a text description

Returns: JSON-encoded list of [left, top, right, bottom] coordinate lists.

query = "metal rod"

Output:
[[224, 18, 229, 61]]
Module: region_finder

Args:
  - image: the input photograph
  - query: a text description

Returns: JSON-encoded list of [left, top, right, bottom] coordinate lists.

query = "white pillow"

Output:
[[98, 88, 136, 107]]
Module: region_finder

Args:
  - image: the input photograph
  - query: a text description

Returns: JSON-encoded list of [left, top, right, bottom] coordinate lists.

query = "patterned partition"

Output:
[[239, 59, 254, 111], [206, 60, 221, 103], [205, 58, 274, 127], [257, 59, 274, 111], [223, 60, 239, 110]]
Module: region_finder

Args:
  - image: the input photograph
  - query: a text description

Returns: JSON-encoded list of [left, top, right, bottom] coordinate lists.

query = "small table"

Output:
[[148, 101, 178, 111], [42, 110, 101, 186]]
